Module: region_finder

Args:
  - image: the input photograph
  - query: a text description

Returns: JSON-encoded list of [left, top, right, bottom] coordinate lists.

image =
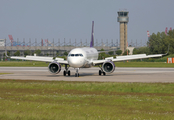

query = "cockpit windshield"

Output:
[[68, 54, 83, 57]]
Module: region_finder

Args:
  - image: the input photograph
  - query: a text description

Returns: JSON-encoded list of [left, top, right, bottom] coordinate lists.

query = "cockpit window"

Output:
[[68, 54, 83, 57]]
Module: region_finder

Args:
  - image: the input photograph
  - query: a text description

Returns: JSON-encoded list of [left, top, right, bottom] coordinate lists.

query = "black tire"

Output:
[[75, 73, 79, 77], [63, 71, 66, 76], [103, 72, 106, 76], [68, 71, 70, 76], [99, 70, 101, 75]]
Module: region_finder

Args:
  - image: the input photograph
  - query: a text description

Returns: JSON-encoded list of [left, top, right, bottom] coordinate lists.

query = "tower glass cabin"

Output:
[[117, 11, 129, 53]]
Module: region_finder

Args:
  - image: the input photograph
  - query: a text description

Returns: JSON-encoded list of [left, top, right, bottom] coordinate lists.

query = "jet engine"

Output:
[[48, 62, 61, 74], [102, 61, 115, 73]]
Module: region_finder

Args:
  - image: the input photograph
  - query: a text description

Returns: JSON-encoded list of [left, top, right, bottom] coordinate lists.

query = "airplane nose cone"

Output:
[[68, 58, 84, 68]]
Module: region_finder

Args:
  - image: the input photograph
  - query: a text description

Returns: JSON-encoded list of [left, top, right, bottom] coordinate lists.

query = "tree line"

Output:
[[133, 29, 174, 55]]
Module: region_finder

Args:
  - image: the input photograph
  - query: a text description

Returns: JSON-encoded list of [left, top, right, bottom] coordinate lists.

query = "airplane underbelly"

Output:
[[81, 59, 93, 68], [81, 63, 92, 68]]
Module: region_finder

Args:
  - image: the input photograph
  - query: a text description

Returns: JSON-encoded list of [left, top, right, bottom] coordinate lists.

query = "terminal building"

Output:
[[0, 39, 5, 46], [0, 44, 117, 60]]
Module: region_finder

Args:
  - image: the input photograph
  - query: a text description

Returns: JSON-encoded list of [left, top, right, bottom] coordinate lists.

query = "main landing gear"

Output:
[[99, 70, 106, 76], [63, 64, 71, 76], [98, 65, 106, 76]]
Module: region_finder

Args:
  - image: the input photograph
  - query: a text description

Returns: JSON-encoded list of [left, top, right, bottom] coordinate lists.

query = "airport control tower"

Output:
[[117, 10, 129, 53]]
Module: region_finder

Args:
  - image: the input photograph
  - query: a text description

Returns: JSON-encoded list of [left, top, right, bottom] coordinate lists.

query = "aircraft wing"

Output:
[[92, 54, 164, 65], [10, 56, 68, 64]]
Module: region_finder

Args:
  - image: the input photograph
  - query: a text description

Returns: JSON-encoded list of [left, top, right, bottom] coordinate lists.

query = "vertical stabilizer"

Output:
[[90, 21, 94, 47]]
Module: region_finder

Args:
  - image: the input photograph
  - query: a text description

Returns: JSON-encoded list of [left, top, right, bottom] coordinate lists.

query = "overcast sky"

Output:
[[0, 0, 174, 44]]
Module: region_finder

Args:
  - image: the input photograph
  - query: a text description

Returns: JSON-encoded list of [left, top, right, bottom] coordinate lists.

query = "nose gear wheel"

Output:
[[75, 68, 80, 77]]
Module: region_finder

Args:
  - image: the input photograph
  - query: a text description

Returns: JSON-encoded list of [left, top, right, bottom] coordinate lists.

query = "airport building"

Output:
[[0, 41, 118, 60], [0, 39, 5, 46], [0, 38, 147, 60]]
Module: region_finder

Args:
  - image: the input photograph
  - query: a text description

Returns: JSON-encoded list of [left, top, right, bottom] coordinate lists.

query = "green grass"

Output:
[[1, 61, 174, 67], [0, 61, 49, 67], [0, 73, 11, 75], [0, 80, 174, 120]]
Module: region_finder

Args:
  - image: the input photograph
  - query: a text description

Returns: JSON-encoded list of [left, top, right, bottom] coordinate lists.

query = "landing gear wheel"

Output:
[[98, 68, 106, 76], [68, 70, 70, 76], [64, 65, 71, 77], [103, 72, 106, 76], [75, 73, 79, 77], [63, 71, 66, 76], [75, 68, 79, 77], [99, 70, 101, 75], [75, 73, 77, 77]]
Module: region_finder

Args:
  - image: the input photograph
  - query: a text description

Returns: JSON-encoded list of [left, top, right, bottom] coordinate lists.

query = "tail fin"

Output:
[[90, 21, 94, 47]]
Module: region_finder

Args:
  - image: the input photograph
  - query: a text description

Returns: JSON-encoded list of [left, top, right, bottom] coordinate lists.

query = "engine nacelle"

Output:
[[102, 61, 115, 73], [48, 62, 61, 74]]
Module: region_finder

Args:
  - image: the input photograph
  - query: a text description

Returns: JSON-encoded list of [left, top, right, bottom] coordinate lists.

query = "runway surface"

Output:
[[0, 67, 174, 82]]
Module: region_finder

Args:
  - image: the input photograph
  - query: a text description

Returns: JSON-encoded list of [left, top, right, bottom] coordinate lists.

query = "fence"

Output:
[[2, 38, 148, 47], [0, 38, 148, 58]]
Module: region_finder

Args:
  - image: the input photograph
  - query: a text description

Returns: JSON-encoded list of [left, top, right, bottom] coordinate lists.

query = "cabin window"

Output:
[[70, 54, 74, 56], [75, 54, 79, 56]]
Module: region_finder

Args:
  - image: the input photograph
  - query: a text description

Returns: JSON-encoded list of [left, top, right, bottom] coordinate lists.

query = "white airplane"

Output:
[[6, 21, 166, 77]]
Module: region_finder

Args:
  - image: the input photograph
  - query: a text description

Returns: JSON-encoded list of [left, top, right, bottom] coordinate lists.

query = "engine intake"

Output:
[[48, 62, 61, 74], [102, 61, 115, 73]]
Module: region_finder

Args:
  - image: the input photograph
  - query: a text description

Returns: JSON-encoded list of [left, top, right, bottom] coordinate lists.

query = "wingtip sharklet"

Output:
[[162, 44, 170, 56], [165, 44, 170, 55]]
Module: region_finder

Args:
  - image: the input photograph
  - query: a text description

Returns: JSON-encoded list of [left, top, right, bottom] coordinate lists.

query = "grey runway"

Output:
[[0, 67, 174, 83]]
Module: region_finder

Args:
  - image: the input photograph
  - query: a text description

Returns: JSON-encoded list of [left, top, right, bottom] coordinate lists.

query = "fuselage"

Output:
[[67, 47, 98, 68]]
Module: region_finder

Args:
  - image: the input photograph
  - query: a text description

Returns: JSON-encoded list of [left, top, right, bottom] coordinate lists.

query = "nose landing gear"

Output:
[[75, 68, 79, 77], [63, 65, 80, 77]]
